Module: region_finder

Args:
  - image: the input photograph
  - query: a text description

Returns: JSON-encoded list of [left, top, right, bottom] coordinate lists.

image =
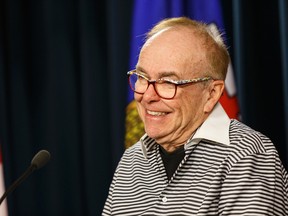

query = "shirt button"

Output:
[[162, 196, 168, 203]]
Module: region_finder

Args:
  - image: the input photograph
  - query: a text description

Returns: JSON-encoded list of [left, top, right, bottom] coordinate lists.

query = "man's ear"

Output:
[[204, 80, 225, 113]]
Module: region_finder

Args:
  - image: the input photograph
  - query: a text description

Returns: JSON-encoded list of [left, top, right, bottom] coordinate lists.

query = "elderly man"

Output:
[[103, 17, 288, 215]]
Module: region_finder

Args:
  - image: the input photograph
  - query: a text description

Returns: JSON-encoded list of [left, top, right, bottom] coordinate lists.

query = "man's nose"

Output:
[[142, 83, 161, 101]]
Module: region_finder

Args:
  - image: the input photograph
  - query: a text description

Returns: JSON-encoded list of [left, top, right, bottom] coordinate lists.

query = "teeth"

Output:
[[147, 110, 166, 116]]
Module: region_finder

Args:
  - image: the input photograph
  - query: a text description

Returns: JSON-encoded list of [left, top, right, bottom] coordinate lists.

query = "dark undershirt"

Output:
[[159, 145, 185, 180]]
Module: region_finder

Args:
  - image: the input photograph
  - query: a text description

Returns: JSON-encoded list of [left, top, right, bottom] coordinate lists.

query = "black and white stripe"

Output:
[[103, 120, 288, 215]]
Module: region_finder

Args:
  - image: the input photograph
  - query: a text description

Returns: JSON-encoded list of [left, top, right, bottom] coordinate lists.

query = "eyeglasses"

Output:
[[127, 70, 212, 99]]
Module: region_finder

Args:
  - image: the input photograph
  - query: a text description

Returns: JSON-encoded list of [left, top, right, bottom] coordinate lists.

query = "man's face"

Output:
[[135, 28, 210, 146]]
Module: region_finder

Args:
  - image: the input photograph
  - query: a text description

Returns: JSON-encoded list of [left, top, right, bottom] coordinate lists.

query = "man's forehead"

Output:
[[146, 26, 197, 43]]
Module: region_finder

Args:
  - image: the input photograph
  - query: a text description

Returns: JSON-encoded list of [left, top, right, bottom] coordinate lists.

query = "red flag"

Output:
[[219, 63, 240, 119], [0, 149, 8, 216]]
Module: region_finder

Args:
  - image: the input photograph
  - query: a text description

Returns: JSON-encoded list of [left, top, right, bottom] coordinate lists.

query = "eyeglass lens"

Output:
[[129, 73, 176, 99]]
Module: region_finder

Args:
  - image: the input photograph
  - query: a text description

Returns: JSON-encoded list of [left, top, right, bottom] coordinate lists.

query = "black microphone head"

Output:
[[31, 150, 51, 170]]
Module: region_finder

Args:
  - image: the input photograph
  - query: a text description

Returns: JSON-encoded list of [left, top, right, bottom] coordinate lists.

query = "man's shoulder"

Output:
[[122, 141, 143, 158], [229, 119, 275, 154], [125, 141, 142, 151]]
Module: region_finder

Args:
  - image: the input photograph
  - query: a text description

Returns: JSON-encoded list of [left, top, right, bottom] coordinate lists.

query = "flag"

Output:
[[0, 148, 8, 216], [125, 0, 240, 148]]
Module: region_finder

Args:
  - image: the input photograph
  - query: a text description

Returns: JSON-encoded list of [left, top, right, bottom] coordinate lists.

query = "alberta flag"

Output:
[[125, 0, 240, 148], [0, 148, 8, 215]]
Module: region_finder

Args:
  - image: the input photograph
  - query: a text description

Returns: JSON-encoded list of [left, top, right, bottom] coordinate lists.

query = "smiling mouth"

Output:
[[147, 110, 167, 116]]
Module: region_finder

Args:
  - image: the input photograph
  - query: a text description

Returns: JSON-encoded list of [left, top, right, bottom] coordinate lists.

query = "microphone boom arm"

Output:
[[0, 165, 36, 205]]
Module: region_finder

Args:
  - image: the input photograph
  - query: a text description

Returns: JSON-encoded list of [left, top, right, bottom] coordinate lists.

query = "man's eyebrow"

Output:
[[135, 66, 147, 75], [135, 67, 179, 79], [158, 71, 178, 78]]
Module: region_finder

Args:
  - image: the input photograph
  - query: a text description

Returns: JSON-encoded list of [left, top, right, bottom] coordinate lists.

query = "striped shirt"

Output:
[[103, 103, 288, 215]]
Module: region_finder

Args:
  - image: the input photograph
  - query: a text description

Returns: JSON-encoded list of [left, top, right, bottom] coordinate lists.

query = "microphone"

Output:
[[0, 150, 51, 205]]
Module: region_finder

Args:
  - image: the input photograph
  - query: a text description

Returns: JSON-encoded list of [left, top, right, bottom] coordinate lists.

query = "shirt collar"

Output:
[[140, 102, 231, 159], [187, 102, 230, 147]]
